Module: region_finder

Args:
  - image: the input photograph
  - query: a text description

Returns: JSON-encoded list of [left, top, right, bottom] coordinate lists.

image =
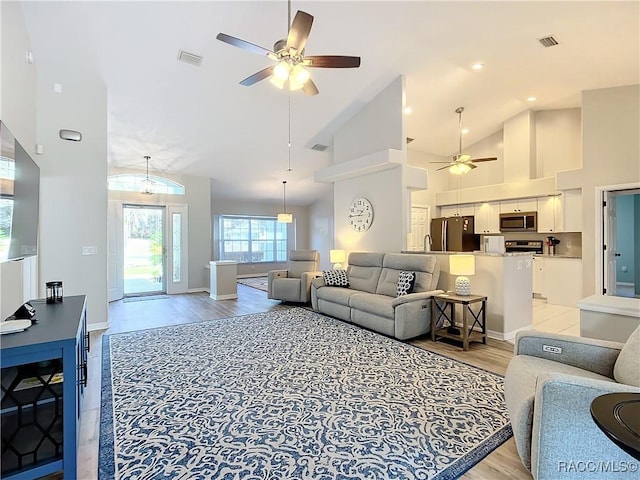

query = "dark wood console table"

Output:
[[1, 295, 88, 479]]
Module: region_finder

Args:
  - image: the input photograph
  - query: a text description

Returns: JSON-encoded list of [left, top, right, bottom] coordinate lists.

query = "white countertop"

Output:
[[403, 251, 533, 257], [534, 254, 582, 259], [578, 295, 640, 317]]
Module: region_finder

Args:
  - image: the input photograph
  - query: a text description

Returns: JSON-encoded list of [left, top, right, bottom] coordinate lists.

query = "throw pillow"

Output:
[[323, 269, 350, 287], [396, 271, 416, 297]]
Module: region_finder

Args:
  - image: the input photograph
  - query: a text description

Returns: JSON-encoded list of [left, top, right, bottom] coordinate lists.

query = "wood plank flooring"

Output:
[[78, 285, 532, 479]]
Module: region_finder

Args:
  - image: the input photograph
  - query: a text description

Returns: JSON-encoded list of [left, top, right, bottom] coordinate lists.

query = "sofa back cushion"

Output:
[[287, 250, 319, 278], [347, 252, 384, 293], [375, 253, 440, 296], [613, 326, 640, 387]]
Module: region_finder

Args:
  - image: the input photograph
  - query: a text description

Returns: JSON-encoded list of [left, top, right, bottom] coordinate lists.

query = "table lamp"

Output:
[[450, 254, 475, 295], [330, 249, 346, 269]]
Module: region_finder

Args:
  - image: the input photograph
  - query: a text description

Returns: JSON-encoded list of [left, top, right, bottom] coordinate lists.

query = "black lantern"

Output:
[[46, 281, 63, 303]]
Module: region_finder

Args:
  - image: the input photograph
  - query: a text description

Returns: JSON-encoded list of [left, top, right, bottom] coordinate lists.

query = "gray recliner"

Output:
[[504, 326, 640, 479], [267, 250, 321, 303]]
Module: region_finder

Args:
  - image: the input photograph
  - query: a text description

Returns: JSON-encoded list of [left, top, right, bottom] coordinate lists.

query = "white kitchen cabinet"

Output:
[[474, 201, 501, 234], [440, 204, 474, 217], [500, 197, 537, 213], [532, 256, 546, 298], [562, 189, 582, 232], [537, 195, 563, 233]]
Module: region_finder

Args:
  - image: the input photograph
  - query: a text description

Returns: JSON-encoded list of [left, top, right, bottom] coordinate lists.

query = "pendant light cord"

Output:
[[287, 92, 292, 171]]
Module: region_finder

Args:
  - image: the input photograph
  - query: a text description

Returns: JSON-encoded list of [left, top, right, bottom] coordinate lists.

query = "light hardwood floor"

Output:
[[78, 287, 578, 479]]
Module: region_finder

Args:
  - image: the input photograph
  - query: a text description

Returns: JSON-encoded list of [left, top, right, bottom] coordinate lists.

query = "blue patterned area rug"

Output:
[[99, 308, 512, 480]]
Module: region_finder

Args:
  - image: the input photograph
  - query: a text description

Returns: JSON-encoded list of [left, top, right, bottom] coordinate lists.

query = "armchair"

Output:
[[267, 250, 321, 303], [504, 326, 640, 479]]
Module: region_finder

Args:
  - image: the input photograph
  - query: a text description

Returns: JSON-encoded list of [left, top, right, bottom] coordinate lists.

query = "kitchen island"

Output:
[[404, 251, 533, 340]]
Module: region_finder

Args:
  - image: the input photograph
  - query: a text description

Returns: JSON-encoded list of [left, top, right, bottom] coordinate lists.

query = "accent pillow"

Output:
[[396, 271, 416, 297], [323, 269, 350, 287]]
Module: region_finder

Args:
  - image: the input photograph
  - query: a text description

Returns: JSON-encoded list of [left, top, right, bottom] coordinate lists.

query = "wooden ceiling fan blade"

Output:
[[471, 157, 498, 163], [436, 165, 454, 171], [216, 33, 274, 57], [240, 66, 275, 86], [302, 77, 319, 96], [286, 11, 314, 53], [304, 55, 361, 68]]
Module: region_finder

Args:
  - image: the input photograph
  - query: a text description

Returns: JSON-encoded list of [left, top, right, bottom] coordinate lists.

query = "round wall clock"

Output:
[[348, 197, 374, 232]]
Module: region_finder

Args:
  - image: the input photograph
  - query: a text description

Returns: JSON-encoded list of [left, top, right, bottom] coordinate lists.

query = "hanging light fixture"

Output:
[[277, 180, 293, 223], [140, 155, 155, 195]]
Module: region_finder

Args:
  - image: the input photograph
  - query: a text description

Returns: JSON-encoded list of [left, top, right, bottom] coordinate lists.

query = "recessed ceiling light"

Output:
[[527, 96, 537, 102], [461, 128, 469, 134], [404, 106, 412, 114], [472, 63, 484, 70]]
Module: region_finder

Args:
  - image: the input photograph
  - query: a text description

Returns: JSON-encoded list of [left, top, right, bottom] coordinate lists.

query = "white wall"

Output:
[[581, 84, 640, 296], [503, 110, 536, 183], [36, 73, 108, 328], [536, 108, 582, 178], [108, 169, 212, 290], [309, 194, 334, 271], [0, 1, 38, 320]]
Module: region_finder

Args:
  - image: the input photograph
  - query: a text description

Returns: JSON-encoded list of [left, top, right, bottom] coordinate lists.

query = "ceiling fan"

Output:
[[216, 1, 360, 96], [433, 107, 498, 174]]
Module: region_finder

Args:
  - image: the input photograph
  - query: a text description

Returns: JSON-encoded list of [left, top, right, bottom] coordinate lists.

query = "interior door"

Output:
[[408, 206, 429, 251], [603, 191, 618, 295], [107, 201, 124, 302]]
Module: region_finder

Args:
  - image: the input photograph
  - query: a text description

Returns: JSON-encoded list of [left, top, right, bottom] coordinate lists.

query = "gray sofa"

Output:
[[505, 327, 640, 479], [311, 252, 442, 340]]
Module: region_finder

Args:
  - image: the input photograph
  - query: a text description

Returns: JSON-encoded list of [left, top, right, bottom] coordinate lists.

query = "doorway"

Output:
[[123, 205, 165, 296], [603, 187, 640, 298], [407, 206, 430, 251]]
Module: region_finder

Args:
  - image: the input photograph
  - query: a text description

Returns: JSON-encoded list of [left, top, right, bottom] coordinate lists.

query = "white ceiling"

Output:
[[20, 1, 640, 205]]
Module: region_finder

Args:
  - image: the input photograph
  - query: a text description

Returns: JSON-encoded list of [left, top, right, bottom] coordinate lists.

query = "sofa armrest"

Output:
[[391, 289, 444, 308], [531, 372, 640, 480], [299, 271, 324, 303], [514, 331, 624, 378]]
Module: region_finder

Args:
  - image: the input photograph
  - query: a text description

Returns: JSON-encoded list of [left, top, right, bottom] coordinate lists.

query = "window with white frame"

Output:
[[108, 174, 185, 195], [218, 215, 288, 263]]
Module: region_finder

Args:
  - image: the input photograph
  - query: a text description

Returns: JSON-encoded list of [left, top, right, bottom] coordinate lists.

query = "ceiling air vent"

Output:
[[406, 137, 414, 144], [311, 144, 328, 151], [538, 36, 559, 48], [177, 50, 203, 66]]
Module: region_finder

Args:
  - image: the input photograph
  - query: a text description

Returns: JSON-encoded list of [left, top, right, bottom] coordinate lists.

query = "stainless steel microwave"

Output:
[[499, 211, 537, 231]]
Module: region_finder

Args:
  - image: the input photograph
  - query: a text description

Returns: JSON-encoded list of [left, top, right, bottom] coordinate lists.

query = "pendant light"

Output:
[[277, 180, 292, 223], [141, 155, 155, 195]]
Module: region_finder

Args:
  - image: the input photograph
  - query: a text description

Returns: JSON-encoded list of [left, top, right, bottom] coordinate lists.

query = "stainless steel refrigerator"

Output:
[[430, 216, 480, 252]]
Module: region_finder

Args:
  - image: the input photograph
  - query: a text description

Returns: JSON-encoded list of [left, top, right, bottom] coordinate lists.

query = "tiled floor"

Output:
[[531, 298, 581, 337]]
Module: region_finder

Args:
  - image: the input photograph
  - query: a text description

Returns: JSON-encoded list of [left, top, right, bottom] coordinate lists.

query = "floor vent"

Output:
[[538, 36, 559, 48], [311, 144, 328, 151], [177, 50, 203, 66]]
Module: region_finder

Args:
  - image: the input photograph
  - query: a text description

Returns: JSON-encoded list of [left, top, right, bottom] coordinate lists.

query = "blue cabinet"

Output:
[[1, 295, 87, 479]]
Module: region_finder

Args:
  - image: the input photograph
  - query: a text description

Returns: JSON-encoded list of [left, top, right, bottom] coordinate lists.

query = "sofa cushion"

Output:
[[396, 271, 416, 296], [613, 326, 640, 387], [272, 278, 302, 303], [287, 250, 319, 278], [316, 285, 358, 307], [382, 253, 439, 292], [349, 292, 394, 319], [347, 254, 384, 293], [376, 268, 402, 297], [505, 354, 616, 471], [323, 269, 349, 287]]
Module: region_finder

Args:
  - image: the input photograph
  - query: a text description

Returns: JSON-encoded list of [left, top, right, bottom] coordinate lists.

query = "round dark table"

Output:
[[590, 392, 640, 461]]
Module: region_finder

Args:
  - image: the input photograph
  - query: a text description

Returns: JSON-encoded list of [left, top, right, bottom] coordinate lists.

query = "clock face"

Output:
[[348, 197, 374, 232]]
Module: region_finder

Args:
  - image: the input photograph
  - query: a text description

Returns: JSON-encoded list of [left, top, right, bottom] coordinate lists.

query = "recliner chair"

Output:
[[267, 250, 320, 303], [504, 326, 640, 479]]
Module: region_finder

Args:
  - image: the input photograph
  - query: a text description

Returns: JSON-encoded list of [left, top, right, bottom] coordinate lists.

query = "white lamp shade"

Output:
[[330, 249, 346, 264], [277, 213, 292, 223], [450, 255, 475, 275]]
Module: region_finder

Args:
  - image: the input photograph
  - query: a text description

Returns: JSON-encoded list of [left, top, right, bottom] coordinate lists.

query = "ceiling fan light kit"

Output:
[[216, 1, 360, 96]]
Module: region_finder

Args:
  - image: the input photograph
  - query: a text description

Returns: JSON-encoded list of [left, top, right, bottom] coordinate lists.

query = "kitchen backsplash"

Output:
[[482, 232, 583, 257]]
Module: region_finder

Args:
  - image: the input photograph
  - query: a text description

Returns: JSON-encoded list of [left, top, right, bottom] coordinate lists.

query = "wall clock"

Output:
[[348, 197, 374, 232]]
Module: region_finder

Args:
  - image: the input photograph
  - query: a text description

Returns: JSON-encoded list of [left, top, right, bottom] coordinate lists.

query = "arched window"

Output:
[[107, 174, 185, 195]]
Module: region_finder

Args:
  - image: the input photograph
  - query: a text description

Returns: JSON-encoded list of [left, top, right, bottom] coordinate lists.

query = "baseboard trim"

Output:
[[210, 293, 238, 300], [188, 288, 209, 294], [487, 324, 533, 342], [237, 273, 268, 279]]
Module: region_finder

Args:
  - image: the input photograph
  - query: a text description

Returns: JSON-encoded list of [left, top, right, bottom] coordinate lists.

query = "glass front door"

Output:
[[123, 205, 165, 296]]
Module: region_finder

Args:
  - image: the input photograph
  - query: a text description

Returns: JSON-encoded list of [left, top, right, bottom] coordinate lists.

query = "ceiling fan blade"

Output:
[[453, 153, 472, 163], [302, 77, 319, 96], [286, 11, 314, 53], [239, 66, 275, 86], [436, 165, 453, 171], [471, 157, 498, 163], [303, 55, 361, 68], [216, 33, 274, 57]]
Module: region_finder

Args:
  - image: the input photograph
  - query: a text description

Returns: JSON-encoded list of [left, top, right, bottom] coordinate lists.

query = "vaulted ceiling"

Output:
[[20, 1, 640, 204]]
